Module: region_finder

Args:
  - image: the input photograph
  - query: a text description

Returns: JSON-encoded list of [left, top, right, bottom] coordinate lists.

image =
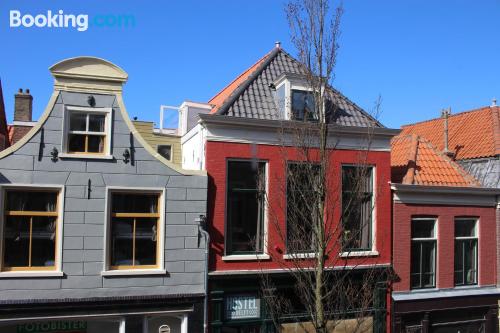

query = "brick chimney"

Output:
[[10, 88, 35, 145], [14, 88, 33, 122]]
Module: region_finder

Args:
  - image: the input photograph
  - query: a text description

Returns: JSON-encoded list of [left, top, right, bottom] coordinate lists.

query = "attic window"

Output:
[[273, 73, 320, 122], [291, 90, 318, 122]]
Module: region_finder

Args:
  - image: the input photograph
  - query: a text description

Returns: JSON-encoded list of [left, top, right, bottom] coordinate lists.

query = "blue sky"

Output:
[[1, 0, 499, 129]]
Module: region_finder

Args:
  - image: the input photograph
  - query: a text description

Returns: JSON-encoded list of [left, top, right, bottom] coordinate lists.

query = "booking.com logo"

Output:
[[9, 10, 136, 32]]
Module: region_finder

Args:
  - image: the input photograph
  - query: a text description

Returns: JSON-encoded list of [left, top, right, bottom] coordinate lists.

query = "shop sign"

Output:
[[225, 295, 260, 320], [17, 321, 87, 333]]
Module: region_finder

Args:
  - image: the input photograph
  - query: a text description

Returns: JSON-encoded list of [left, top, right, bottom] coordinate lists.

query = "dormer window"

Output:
[[291, 89, 318, 121], [62, 106, 112, 158], [274, 73, 321, 122]]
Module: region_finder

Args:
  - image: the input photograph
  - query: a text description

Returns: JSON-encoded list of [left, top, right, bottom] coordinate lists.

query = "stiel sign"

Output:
[[225, 295, 260, 320]]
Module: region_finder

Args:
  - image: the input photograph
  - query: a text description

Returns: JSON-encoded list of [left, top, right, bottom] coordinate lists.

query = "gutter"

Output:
[[199, 114, 400, 138], [196, 215, 210, 333], [391, 183, 500, 196]]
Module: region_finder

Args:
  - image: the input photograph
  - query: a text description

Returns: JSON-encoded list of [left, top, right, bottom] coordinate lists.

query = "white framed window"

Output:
[[411, 217, 437, 289], [61, 106, 113, 159], [454, 218, 478, 286], [222, 159, 269, 261], [157, 145, 172, 161], [0, 184, 64, 277], [102, 187, 166, 276], [341, 165, 375, 253], [274, 74, 322, 122], [285, 162, 320, 256]]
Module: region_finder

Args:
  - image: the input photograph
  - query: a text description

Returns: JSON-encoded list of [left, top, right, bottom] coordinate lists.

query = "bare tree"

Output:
[[259, 1, 390, 332]]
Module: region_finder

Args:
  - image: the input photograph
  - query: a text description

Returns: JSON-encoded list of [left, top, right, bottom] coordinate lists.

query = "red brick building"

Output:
[[391, 134, 500, 332], [182, 44, 399, 332]]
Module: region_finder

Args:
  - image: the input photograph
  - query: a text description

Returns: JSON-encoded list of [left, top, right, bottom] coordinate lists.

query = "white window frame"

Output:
[[454, 217, 479, 287], [222, 159, 269, 262], [283, 161, 320, 259], [275, 76, 324, 121], [410, 217, 438, 290], [102, 187, 166, 276], [157, 144, 173, 162], [339, 164, 377, 257], [60, 105, 113, 159], [0, 184, 65, 278]]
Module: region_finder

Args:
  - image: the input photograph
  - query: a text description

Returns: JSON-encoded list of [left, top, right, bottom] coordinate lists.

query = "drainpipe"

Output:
[[196, 215, 210, 333]]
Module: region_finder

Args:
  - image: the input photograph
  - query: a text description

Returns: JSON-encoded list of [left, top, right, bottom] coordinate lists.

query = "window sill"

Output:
[[0, 271, 64, 278], [339, 250, 379, 258], [222, 254, 270, 261], [59, 153, 114, 160], [283, 252, 317, 260], [101, 269, 166, 277]]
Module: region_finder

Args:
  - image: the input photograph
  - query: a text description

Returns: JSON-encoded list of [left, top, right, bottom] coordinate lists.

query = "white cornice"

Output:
[[391, 183, 500, 206]]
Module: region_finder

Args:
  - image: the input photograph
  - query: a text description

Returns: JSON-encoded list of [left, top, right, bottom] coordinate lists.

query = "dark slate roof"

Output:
[[210, 47, 384, 128]]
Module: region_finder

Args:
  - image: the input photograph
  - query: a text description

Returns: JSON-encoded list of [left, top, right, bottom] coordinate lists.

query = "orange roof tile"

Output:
[[391, 134, 480, 187], [400, 106, 500, 160], [208, 50, 273, 114]]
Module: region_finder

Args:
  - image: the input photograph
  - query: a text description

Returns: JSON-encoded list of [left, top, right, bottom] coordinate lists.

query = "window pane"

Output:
[[410, 274, 421, 289], [455, 219, 476, 237], [111, 218, 134, 266], [454, 240, 464, 285], [88, 114, 106, 132], [464, 240, 477, 284], [342, 166, 373, 250], [69, 113, 87, 131], [421, 242, 435, 287], [291, 90, 317, 121], [228, 191, 263, 253], [30, 217, 56, 267], [87, 135, 105, 153], [112, 194, 158, 214], [286, 163, 319, 253], [134, 218, 157, 265], [411, 242, 421, 275], [411, 220, 435, 238], [411, 240, 436, 289], [227, 161, 265, 254], [6, 191, 57, 212], [228, 161, 264, 191], [158, 145, 172, 161], [68, 134, 86, 153], [3, 216, 30, 267]]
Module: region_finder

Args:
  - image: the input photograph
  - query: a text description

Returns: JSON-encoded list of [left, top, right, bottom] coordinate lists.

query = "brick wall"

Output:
[[205, 141, 393, 272], [393, 202, 497, 292]]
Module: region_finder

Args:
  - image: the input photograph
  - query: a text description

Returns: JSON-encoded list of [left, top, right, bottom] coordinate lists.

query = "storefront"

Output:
[[209, 271, 388, 333], [392, 289, 500, 333], [0, 295, 203, 333]]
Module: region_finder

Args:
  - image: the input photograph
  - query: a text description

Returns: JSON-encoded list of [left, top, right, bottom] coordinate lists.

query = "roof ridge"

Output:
[[417, 136, 481, 187], [208, 49, 274, 105], [214, 48, 280, 115], [401, 106, 491, 128]]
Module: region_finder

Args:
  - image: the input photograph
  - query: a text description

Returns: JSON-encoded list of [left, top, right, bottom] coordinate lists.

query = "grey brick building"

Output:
[[0, 57, 207, 333]]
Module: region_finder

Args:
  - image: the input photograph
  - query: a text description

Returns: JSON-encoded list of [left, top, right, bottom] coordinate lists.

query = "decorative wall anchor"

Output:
[[87, 95, 96, 107], [50, 147, 59, 162], [123, 149, 131, 163]]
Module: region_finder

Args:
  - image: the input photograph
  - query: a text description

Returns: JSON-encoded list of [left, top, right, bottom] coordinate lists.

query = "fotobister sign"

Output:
[[16, 321, 86, 333]]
